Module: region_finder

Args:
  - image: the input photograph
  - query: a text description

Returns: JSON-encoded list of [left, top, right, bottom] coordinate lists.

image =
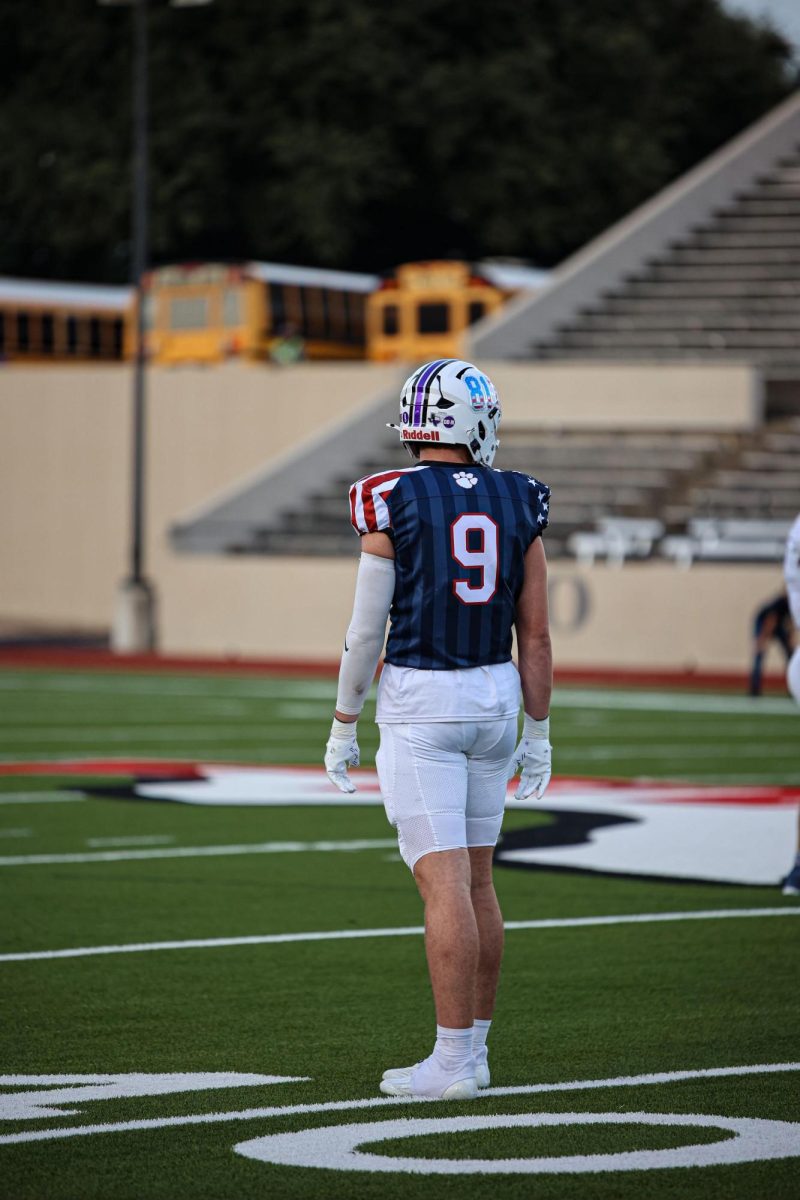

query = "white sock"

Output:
[[433, 1025, 474, 1073], [472, 1018, 492, 1055]]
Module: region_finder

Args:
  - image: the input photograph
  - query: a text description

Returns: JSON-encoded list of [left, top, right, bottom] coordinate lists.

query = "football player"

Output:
[[747, 592, 794, 696], [324, 359, 552, 1098]]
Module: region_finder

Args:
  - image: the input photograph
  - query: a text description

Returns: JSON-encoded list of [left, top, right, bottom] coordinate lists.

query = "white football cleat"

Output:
[[383, 1054, 490, 1089], [379, 1073, 477, 1100], [379, 1054, 479, 1100], [474, 1047, 491, 1088]]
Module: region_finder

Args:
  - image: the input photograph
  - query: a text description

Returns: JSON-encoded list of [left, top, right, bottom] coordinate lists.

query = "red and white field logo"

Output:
[[4, 762, 791, 888]]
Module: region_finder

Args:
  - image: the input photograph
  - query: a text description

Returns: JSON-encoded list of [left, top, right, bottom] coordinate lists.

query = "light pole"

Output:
[[101, 0, 213, 653]]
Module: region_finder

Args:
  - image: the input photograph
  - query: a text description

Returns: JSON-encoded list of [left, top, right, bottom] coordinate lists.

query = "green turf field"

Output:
[[1, 667, 798, 1199]]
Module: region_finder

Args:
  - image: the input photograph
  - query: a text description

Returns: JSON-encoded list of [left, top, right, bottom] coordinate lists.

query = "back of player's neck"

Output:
[[418, 452, 472, 466]]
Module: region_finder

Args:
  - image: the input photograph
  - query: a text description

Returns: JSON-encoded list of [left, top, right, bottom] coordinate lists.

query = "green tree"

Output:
[[0, 0, 794, 282]]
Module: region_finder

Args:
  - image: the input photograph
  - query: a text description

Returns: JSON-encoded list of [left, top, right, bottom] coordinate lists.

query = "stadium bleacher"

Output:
[[182, 412, 796, 563], [171, 95, 800, 565], [529, 147, 800, 370]]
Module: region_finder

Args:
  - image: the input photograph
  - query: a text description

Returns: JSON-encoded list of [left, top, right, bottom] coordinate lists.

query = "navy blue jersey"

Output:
[[349, 462, 550, 670]]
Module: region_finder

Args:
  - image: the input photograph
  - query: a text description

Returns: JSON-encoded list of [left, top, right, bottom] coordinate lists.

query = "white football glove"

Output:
[[325, 718, 360, 794], [508, 714, 552, 801]]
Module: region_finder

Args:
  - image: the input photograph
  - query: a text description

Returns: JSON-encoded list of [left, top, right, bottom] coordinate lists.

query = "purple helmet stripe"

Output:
[[412, 359, 447, 427]]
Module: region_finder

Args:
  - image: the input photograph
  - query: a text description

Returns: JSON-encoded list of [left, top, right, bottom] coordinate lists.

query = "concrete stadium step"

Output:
[[501, 448, 701, 471], [683, 228, 800, 248], [547, 329, 800, 349], [703, 468, 799, 489], [717, 199, 800, 216], [684, 494, 800, 518], [530, 346, 800, 365], [681, 232, 800, 251], [598, 295, 800, 314], [566, 313, 800, 332], [618, 279, 800, 298], [638, 263, 800, 282], [739, 450, 800, 471], [709, 215, 800, 234], [654, 247, 800, 266]]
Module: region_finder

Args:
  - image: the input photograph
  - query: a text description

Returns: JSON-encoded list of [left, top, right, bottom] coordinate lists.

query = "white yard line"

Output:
[[2, 727, 316, 741], [0, 675, 338, 699], [1, 907, 797, 964], [85, 835, 176, 848], [553, 689, 798, 716], [0, 838, 398, 868], [0, 1061, 797, 1146]]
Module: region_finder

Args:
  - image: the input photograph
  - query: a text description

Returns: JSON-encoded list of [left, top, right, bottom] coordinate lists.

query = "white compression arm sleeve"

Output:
[[335, 552, 395, 716]]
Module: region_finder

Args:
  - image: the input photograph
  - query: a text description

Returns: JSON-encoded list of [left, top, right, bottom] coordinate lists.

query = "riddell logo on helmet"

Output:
[[403, 430, 441, 441]]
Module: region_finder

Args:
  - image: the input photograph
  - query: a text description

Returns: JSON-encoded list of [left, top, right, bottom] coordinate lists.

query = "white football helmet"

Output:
[[389, 359, 501, 467]]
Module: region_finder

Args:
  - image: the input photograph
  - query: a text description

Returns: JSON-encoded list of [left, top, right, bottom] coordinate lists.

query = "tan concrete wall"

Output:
[[0, 366, 130, 624], [155, 555, 782, 673], [486, 361, 761, 430], [545, 561, 781, 672], [0, 362, 398, 627], [0, 362, 780, 671]]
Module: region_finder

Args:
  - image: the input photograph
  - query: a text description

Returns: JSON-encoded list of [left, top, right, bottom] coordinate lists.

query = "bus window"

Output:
[[468, 301, 486, 324], [222, 288, 241, 328], [269, 283, 286, 331], [296, 287, 309, 337], [417, 302, 449, 334], [169, 297, 208, 330], [67, 316, 79, 354], [319, 289, 331, 339], [17, 312, 30, 352], [90, 317, 102, 356], [112, 318, 124, 358], [42, 313, 55, 354], [327, 290, 345, 338], [382, 304, 399, 336], [0, 312, 4, 354], [303, 287, 325, 338], [349, 294, 366, 341]]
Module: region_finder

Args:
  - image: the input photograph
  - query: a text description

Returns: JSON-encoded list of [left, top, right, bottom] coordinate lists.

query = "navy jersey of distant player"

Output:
[[349, 462, 550, 670]]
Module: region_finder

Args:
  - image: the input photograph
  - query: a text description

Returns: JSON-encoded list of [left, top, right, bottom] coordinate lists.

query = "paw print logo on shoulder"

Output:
[[453, 471, 478, 489]]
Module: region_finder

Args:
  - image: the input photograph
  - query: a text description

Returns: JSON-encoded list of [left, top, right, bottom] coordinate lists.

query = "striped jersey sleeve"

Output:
[[530, 476, 551, 534], [513, 471, 551, 536], [349, 469, 407, 535]]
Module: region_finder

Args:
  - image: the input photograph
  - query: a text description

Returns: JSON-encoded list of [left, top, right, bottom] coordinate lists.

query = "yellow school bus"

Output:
[[0, 260, 548, 367], [142, 261, 379, 364], [0, 277, 133, 362], [366, 261, 504, 362], [365, 259, 549, 362]]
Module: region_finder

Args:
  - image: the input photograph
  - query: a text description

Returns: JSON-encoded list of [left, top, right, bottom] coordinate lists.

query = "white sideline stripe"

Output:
[[0, 838, 397, 867], [0, 1061, 797, 1146], [2, 907, 797, 963], [0, 793, 85, 805]]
